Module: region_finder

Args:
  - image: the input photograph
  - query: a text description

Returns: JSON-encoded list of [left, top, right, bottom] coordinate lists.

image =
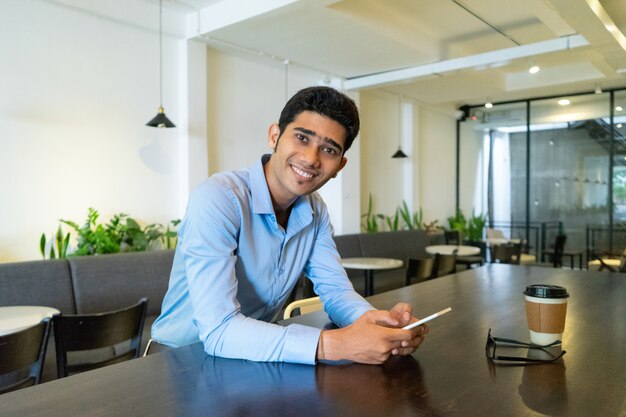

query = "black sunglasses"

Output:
[[485, 328, 566, 363]]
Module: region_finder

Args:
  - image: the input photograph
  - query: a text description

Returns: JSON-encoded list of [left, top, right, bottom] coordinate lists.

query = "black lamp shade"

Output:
[[392, 148, 408, 158], [146, 107, 176, 128]]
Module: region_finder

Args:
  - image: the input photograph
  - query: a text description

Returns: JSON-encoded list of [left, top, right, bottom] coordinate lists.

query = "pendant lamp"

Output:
[[392, 96, 408, 158], [146, 0, 175, 128]]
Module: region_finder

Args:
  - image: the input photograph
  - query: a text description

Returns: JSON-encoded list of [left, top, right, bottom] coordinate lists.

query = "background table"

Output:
[[0, 306, 59, 336], [341, 257, 403, 296], [0, 265, 623, 417], [425, 244, 480, 256]]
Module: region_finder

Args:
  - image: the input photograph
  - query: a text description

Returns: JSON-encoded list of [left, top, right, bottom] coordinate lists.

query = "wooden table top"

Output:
[[0, 265, 624, 417]]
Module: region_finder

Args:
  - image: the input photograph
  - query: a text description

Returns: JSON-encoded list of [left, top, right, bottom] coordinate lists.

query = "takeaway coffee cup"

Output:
[[523, 285, 569, 345]]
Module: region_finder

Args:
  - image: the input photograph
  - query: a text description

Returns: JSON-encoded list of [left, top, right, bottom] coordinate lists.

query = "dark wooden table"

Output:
[[0, 265, 624, 416]]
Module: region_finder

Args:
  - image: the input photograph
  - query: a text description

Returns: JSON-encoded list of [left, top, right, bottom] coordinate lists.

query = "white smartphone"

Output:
[[402, 307, 452, 330]]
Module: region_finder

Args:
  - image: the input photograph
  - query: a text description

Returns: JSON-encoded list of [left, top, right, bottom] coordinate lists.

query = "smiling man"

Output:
[[151, 86, 428, 364]]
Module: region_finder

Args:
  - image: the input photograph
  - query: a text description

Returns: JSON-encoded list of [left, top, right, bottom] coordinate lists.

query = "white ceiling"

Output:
[[59, 0, 626, 107]]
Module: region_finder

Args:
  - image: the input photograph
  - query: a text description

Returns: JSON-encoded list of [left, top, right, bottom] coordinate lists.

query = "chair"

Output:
[[456, 241, 486, 269], [0, 318, 52, 394], [444, 230, 462, 245], [510, 239, 536, 265], [491, 243, 516, 264], [590, 249, 626, 273], [541, 234, 567, 267], [434, 252, 457, 277], [54, 298, 148, 378], [283, 296, 323, 320], [486, 228, 505, 239], [405, 257, 435, 286]]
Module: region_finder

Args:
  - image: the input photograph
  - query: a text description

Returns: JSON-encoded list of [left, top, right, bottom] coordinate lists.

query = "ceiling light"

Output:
[[595, 84, 603, 94], [146, 0, 176, 128], [392, 96, 408, 159], [485, 102, 493, 109], [617, 123, 623, 128], [616, 106, 623, 112], [558, 99, 570, 106], [528, 62, 540, 74]]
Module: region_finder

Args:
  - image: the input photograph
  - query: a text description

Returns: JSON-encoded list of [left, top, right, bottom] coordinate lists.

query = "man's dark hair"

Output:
[[278, 86, 360, 153]]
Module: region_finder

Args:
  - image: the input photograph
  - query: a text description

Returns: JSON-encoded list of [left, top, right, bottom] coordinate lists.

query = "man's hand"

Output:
[[387, 302, 429, 356], [318, 308, 428, 364]]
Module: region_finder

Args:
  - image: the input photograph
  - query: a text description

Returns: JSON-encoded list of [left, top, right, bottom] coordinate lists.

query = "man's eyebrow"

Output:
[[294, 127, 344, 153]]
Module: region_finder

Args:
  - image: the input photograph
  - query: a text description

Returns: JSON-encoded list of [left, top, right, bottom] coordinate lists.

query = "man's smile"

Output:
[[291, 164, 315, 180]]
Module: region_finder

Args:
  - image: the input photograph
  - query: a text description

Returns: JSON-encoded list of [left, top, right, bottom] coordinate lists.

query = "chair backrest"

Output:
[[552, 234, 567, 267], [283, 296, 323, 320], [405, 257, 435, 286], [435, 252, 457, 277], [0, 318, 52, 394], [54, 298, 148, 378], [444, 230, 462, 245], [486, 228, 505, 239], [492, 244, 516, 264], [511, 241, 524, 265]]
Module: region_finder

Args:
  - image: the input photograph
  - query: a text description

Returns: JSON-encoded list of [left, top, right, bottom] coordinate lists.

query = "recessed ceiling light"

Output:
[[558, 99, 570, 106], [485, 102, 493, 109], [528, 65, 540, 74], [616, 106, 623, 112], [617, 123, 623, 128]]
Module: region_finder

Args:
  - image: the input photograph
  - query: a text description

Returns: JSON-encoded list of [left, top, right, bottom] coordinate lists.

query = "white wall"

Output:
[[419, 107, 457, 226], [204, 48, 361, 234], [360, 91, 457, 230], [0, 1, 189, 261], [0, 2, 459, 262]]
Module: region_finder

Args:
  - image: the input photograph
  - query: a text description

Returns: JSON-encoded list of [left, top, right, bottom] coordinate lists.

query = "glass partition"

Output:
[[460, 102, 529, 242], [529, 93, 610, 259], [458, 88, 626, 264]]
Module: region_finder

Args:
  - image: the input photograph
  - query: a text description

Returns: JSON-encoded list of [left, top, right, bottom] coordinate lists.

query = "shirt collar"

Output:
[[250, 155, 274, 215], [249, 154, 314, 228]]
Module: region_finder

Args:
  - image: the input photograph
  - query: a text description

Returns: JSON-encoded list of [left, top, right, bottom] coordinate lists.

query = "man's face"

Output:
[[265, 111, 348, 209]]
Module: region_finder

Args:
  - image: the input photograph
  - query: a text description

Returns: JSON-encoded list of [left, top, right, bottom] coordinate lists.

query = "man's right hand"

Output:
[[318, 310, 428, 364]]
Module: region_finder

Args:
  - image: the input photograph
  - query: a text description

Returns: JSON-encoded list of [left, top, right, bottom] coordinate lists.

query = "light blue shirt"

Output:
[[152, 155, 372, 364]]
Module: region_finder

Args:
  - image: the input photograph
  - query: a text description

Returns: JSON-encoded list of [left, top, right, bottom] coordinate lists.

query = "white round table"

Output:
[[0, 306, 60, 336], [341, 257, 403, 296], [426, 245, 480, 256]]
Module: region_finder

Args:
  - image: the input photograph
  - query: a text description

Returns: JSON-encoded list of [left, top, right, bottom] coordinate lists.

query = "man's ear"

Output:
[[332, 157, 348, 178], [268, 123, 280, 150]]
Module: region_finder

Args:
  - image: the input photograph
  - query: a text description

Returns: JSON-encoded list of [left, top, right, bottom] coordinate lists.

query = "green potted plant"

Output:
[[447, 209, 468, 238], [40, 208, 180, 258], [361, 194, 384, 233], [467, 212, 487, 242]]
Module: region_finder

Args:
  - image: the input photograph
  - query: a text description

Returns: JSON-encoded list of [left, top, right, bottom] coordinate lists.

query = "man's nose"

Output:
[[300, 144, 321, 167]]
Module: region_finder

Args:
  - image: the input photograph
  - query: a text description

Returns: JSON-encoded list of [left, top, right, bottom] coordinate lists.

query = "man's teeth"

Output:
[[292, 166, 313, 178]]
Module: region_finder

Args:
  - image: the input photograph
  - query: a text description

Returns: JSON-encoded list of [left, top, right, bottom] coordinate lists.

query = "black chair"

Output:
[[597, 255, 626, 273], [405, 257, 435, 286], [491, 243, 516, 264], [456, 240, 486, 269], [54, 298, 148, 378], [541, 234, 583, 268], [0, 318, 52, 394], [444, 230, 462, 245], [434, 252, 457, 277]]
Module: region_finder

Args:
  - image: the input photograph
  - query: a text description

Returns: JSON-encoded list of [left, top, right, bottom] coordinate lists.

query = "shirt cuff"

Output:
[[283, 324, 322, 365]]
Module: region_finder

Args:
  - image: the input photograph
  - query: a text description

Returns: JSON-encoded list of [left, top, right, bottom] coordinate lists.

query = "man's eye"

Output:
[[323, 147, 338, 155], [296, 134, 308, 142]]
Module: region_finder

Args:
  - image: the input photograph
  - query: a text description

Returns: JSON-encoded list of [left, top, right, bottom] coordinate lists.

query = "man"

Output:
[[152, 86, 428, 364]]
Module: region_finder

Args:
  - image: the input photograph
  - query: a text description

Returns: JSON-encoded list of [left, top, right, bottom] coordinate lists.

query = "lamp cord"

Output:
[[159, 0, 163, 108]]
